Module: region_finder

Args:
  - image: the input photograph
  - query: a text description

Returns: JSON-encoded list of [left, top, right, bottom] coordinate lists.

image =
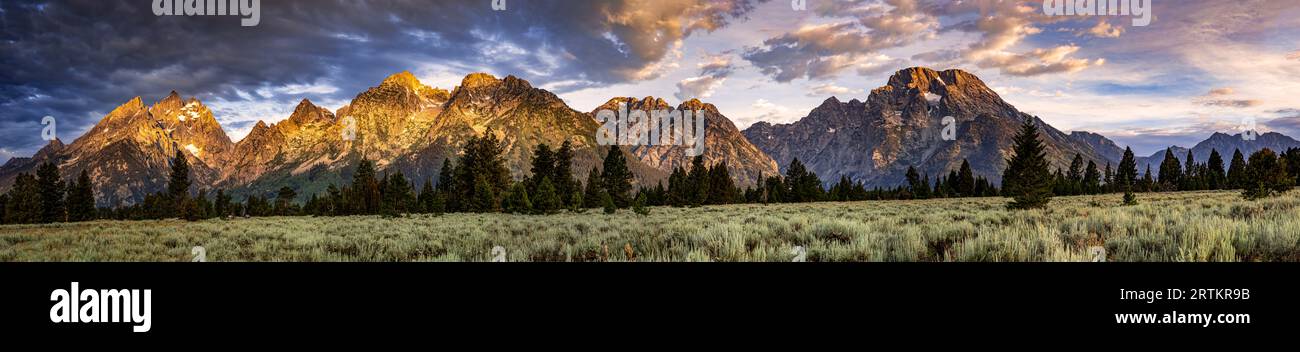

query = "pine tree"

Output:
[[1002, 118, 1053, 209], [274, 186, 297, 216], [583, 167, 603, 208], [382, 172, 413, 215], [1067, 153, 1085, 194], [905, 166, 923, 200], [600, 146, 633, 208], [1083, 160, 1101, 195], [956, 159, 975, 197], [1142, 165, 1155, 192], [1117, 147, 1139, 191], [470, 175, 498, 213], [785, 158, 822, 202], [4, 174, 40, 224], [418, 178, 436, 214], [351, 159, 381, 214], [687, 155, 709, 206], [1157, 148, 1182, 191], [1103, 162, 1114, 193], [568, 191, 585, 213], [632, 191, 650, 216], [66, 170, 95, 222], [706, 162, 736, 205], [1207, 149, 1225, 190], [1228, 149, 1247, 189], [667, 166, 687, 207], [533, 177, 561, 214], [600, 191, 616, 214], [436, 158, 456, 211], [0, 194, 7, 225], [215, 189, 230, 218], [1242, 149, 1294, 200], [36, 162, 66, 223], [554, 141, 577, 206], [1284, 148, 1300, 186], [194, 189, 213, 219], [529, 143, 555, 194], [502, 182, 533, 214], [167, 151, 191, 218], [1183, 150, 1198, 191]]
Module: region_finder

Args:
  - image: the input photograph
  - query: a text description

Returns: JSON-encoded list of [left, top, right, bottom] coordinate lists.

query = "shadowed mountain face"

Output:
[[590, 97, 779, 186], [743, 67, 1114, 187], [1134, 132, 1300, 176]]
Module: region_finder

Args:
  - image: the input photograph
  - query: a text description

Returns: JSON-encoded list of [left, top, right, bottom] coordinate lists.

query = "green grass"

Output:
[[2, 191, 1298, 262]]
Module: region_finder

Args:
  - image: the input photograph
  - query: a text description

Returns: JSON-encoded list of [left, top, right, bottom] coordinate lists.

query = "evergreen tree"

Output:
[[214, 189, 230, 218], [764, 175, 785, 204], [1284, 148, 1300, 186], [905, 166, 923, 199], [785, 158, 822, 202], [4, 174, 40, 224], [583, 167, 603, 208], [1116, 147, 1139, 191], [600, 191, 616, 214], [1067, 153, 1085, 194], [1142, 165, 1155, 192], [418, 178, 436, 214], [36, 162, 66, 223], [1183, 150, 1198, 191], [632, 191, 650, 216], [436, 158, 456, 210], [1103, 162, 1114, 193], [568, 191, 585, 213], [1002, 118, 1053, 209], [194, 190, 213, 219], [1242, 149, 1294, 200], [274, 186, 297, 216], [383, 172, 414, 215], [706, 162, 737, 205], [600, 146, 633, 208], [554, 141, 577, 206], [1083, 160, 1101, 195], [502, 182, 533, 214], [351, 159, 381, 214], [167, 151, 191, 200], [687, 156, 709, 206], [1207, 149, 1225, 190], [1228, 149, 1247, 189], [1157, 148, 1182, 191], [956, 159, 975, 197], [0, 194, 7, 225], [66, 170, 96, 222], [529, 143, 555, 194], [533, 177, 562, 214], [667, 166, 687, 207], [470, 175, 498, 213], [454, 131, 511, 212]]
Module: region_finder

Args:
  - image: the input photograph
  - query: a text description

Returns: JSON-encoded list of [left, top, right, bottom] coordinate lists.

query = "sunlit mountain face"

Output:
[[1, 0, 1297, 203]]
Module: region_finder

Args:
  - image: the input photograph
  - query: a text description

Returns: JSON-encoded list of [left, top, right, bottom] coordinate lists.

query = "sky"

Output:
[[2, 0, 1299, 163]]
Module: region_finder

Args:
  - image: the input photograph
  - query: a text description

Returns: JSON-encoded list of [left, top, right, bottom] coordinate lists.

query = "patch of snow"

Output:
[[184, 144, 201, 157], [924, 92, 943, 105], [827, 128, 836, 133], [935, 76, 946, 85]]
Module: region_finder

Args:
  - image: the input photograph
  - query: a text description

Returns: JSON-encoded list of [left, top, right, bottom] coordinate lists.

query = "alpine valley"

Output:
[[1, 67, 1293, 207]]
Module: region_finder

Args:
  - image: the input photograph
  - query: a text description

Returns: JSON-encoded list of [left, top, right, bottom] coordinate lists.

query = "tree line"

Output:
[[999, 118, 1298, 209], [6, 121, 1297, 223]]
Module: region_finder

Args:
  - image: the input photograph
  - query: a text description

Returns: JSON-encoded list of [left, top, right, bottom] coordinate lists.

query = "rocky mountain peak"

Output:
[[380, 71, 422, 90], [288, 99, 335, 124], [460, 72, 501, 89]]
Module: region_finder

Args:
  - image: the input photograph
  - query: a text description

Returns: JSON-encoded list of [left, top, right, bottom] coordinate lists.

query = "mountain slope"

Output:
[[591, 97, 779, 186], [743, 67, 1112, 187]]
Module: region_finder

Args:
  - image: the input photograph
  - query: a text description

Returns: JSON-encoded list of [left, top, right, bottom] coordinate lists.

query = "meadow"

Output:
[[1, 190, 1298, 262]]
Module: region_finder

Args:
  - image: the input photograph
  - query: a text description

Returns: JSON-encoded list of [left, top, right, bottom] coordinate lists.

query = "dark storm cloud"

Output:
[[0, 0, 762, 159]]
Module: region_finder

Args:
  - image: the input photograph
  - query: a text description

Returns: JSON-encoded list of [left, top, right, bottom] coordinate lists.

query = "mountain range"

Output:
[[2, 67, 1295, 207]]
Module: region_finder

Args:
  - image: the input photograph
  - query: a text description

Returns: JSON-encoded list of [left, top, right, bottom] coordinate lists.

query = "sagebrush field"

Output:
[[1, 190, 1298, 262]]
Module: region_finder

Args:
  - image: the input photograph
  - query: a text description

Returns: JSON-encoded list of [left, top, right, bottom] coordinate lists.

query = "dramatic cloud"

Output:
[[675, 53, 735, 101], [743, 0, 937, 82], [0, 0, 763, 156]]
